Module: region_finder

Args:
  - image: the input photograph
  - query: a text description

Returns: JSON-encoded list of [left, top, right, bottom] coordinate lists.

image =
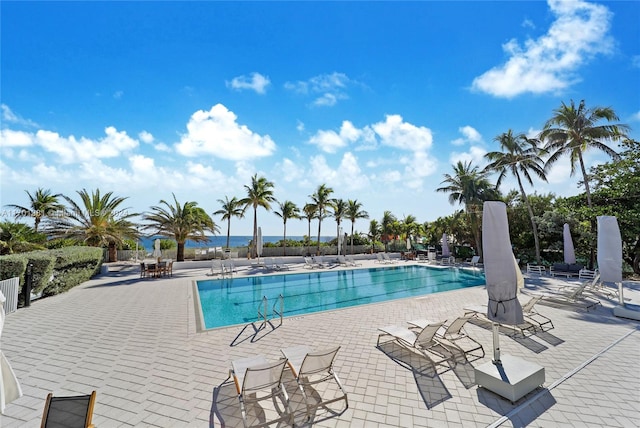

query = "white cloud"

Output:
[[307, 153, 369, 191], [113, 90, 124, 99], [138, 131, 154, 143], [472, 0, 614, 98], [631, 111, 640, 122], [175, 104, 276, 160], [452, 125, 483, 146], [1, 104, 38, 128], [449, 145, 488, 167], [284, 72, 354, 107], [308, 120, 363, 153], [372, 114, 433, 151], [226, 72, 271, 94]]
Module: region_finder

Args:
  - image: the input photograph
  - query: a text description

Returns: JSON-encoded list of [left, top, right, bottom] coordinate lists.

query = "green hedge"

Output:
[[0, 247, 103, 299]]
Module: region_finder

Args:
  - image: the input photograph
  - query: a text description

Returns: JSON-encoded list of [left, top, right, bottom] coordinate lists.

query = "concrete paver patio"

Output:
[[1, 258, 639, 427]]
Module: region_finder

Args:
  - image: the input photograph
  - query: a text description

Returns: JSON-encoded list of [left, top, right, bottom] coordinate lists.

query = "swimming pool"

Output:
[[195, 265, 485, 329]]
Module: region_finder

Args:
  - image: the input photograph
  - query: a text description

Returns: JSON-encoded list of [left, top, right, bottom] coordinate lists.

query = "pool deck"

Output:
[[2, 257, 639, 427]]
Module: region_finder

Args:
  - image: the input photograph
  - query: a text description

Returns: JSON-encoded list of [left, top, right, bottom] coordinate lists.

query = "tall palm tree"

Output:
[[144, 193, 218, 262], [309, 184, 334, 255], [484, 130, 548, 264], [302, 203, 317, 256], [380, 211, 397, 252], [274, 200, 300, 256], [214, 196, 245, 249], [541, 99, 629, 208], [0, 221, 46, 255], [6, 188, 64, 232], [48, 189, 138, 262], [331, 198, 348, 254], [541, 100, 629, 267], [347, 199, 369, 255], [240, 174, 276, 258], [436, 161, 498, 257], [368, 219, 381, 253]]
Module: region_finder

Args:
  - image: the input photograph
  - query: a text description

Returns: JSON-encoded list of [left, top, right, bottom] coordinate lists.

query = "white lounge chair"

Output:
[[469, 256, 482, 267], [408, 316, 484, 361], [525, 280, 601, 311], [377, 320, 454, 366], [227, 355, 293, 428], [382, 253, 398, 264], [463, 305, 537, 337], [346, 255, 361, 266], [275, 257, 291, 270], [280, 345, 348, 422], [337, 255, 349, 266], [264, 257, 279, 271], [375, 253, 386, 264]]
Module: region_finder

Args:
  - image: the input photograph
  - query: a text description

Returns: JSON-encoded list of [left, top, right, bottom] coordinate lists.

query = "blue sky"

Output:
[[1, 0, 639, 237]]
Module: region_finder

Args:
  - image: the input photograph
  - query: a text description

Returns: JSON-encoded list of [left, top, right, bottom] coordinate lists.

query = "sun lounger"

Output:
[[337, 255, 349, 266], [377, 321, 454, 367], [303, 257, 316, 269], [275, 257, 291, 270], [382, 253, 398, 264], [346, 255, 361, 266], [280, 345, 348, 421], [226, 355, 293, 428], [463, 305, 537, 337], [524, 280, 601, 311], [469, 256, 482, 267], [408, 316, 484, 361]]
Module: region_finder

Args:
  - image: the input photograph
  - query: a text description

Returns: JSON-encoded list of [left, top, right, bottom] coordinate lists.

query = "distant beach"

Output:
[[139, 235, 333, 250]]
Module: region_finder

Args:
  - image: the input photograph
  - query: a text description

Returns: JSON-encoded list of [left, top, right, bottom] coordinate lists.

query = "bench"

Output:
[[549, 263, 583, 278], [526, 264, 546, 275]]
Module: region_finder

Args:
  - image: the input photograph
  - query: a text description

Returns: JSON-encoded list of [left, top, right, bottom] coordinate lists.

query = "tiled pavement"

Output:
[[1, 259, 639, 427]]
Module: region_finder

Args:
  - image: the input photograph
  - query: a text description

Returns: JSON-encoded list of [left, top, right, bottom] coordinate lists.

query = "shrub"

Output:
[[44, 247, 103, 295], [0, 254, 28, 285]]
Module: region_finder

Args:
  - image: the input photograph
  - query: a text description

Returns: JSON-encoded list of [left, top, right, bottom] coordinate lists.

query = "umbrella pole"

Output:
[[618, 282, 624, 306], [492, 322, 501, 364]]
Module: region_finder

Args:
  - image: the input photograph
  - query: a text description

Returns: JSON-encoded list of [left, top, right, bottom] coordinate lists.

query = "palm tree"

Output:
[[302, 203, 317, 256], [48, 189, 138, 262], [214, 196, 245, 249], [346, 199, 369, 255], [0, 221, 46, 255], [309, 184, 334, 255], [484, 130, 548, 264], [541, 99, 630, 208], [380, 211, 397, 252], [6, 188, 64, 232], [240, 174, 276, 258], [331, 198, 348, 254], [274, 200, 300, 256], [436, 161, 498, 257], [144, 193, 218, 262], [368, 219, 381, 253]]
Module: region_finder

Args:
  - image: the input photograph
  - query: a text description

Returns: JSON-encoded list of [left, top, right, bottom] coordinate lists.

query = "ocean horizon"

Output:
[[139, 235, 333, 250]]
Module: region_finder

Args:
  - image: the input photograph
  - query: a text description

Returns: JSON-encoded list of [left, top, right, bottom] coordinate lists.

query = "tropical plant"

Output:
[[240, 174, 276, 258], [484, 130, 548, 264], [331, 198, 348, 254], [143, 193, 218, 262], [302, 203, 317, 256], [0, 221, 47, 255], [214, 196, 246, 249], [346, 199, 369, 255], [274, 200, 300, 256], [368, 219, 381, 252], [380, 211, 397, 251], [436, 160, 499, 257], [309, 184, 334, 255], [541, 99, 630, 209], [47, 189, 138, 262], [5, 188, 64, 232]]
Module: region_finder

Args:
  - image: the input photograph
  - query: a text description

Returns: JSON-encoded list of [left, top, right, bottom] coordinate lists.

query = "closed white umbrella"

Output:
[[152, 238, 162, 259], [441, 233, 450, 257], [563, 223, 576, 265], [257, 227, 263, 258], [597, 216, 623, 303], [1, 291, 22, 414], [482, 201, 524, 363]]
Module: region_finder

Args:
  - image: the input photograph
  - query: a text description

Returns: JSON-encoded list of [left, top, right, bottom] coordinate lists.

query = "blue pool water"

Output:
[[196, 265, 485, 329]]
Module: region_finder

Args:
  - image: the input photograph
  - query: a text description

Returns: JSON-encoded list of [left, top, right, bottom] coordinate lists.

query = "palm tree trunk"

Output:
[[307, 219, 311, 256], [350, 223, 355, 255], [517, 176, 541, 265], [579, 153, 596, 269], [252, 206, 258, 259], [283, 222, 287, 256], [226, 219, 231, 249], [317, 216, 322, 256], [177, 242, 185, 262], [108, 242, 117, 263]]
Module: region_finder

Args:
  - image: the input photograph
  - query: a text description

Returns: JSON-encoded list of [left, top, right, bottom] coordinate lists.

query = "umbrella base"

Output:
[[475, 354, 545, 403], [613, 305, 640, 321]]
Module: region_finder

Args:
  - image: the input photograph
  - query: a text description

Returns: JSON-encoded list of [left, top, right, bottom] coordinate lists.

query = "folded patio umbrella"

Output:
[[563, 223, 576, 265], [597, 216, 622, 284], [441, 233, 450, 257], [1, 291, 22, 414]]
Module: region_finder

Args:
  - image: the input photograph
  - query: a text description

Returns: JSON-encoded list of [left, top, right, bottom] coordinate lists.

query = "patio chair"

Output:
[[275, 258, 291, 270], [313, 256, 329, 268], [280, 345, 348, 421], [226, 355, 294, 428], [375, 253, 386, 264], [469, 256, 482, 267], [337, 255, 349, 266], [463, 305, 537, 337], [520, 295, 554, 331], [346, 255, 361, 266], [382, 253, 398, 264], [264, 258, 279, 271], [303, 257, 315, 269], [377, 320, 454, 367], [408, 316, 484, 361], [41, 390, 97, 428], [526, 280, 601, 311]]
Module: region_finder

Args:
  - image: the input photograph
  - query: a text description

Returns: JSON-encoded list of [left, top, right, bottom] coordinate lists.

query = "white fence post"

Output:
[[0, 277, 20, 314]]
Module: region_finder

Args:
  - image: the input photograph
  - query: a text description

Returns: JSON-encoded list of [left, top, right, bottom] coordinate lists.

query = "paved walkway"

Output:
[[1, 259, 639, 427]]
